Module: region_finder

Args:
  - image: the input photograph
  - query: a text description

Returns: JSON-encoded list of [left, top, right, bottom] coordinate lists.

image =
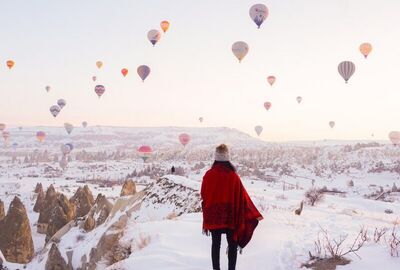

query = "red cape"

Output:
[[201, 164, 263, 248]]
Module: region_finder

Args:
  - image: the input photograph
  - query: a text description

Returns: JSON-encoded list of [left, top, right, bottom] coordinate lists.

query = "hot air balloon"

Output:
[[296, 96, 302, 104], [50, 105, 61, 118], [255, 125, 263, 136], [57, 99, 66, 109], [82, 121, 88, 128], [267, 76, 276, 86], [264, 101, 272, 111], [36, 131, 46, 143], [338, 61, 355, 83], [249, 4, 269, 29], [66, 143, 74, 152], [121, 68, 128, 77], [389, 131, 400, 145], [59, 156, 68, 170], [160, 20, 170, 33], [178, 133, 191, 146], [12, 142, 18, 150], [0, 124, 6, 132], [45, 86, 51, 92], [6, 60, 15, 69], [64, 123, 74, 135], [95, 85, 105, 98], [138, 145, 153, 162], [137, 65, 150, 82], [232, 41, 249, 63], [2, 131, 10, 142], [359, 43, 372, 59], [199, 117, 204, 123], [329, 121, 335, 128], [61, 144, 71, 155], [92, 76, 97, 82], [147, 30, 161, 46], [96, 61, 103, 69]]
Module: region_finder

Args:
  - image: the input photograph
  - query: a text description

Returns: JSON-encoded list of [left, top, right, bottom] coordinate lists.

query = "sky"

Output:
[[0, 0, 400, 141]]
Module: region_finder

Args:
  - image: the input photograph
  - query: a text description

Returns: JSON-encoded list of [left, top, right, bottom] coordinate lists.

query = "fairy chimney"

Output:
[[34, 182, 43, 193], [33, 188, 46, 213], [37, 184, 59, 234], [46, 194, 76, 242], [45, 243, 68, 270], [70, 185, 94, 218], [120, 179, 136, 196], [0, 200, 4, 221], [0, 196, 34, 263]]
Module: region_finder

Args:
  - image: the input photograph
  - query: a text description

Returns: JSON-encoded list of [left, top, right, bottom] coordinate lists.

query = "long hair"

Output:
[[212, 160, 236, 172]]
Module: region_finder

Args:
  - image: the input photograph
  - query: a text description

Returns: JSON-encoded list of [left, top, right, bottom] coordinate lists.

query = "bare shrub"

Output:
[[373, 227, 388, 243], [305, 188, 325, 206], [388, 226, 400, 257]]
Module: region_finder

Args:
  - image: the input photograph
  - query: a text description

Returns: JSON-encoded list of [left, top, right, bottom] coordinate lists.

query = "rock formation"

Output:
[[33, 188, 46, 213], [120, 179, 136, 196], [70, 185, 94, 218], [0, 196, 34, 264], [34, 182, 43, 193], [0, 200, 4, 221], [46, 194, 76, 242], [45, 243, 68, 270], [83, 194, 113, 232]]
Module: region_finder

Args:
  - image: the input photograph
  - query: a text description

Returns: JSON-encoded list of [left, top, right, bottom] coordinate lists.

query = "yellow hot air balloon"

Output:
[[96, 61, 103, 69], [160, 20, 170, 33], [359, 43, 372, 59]]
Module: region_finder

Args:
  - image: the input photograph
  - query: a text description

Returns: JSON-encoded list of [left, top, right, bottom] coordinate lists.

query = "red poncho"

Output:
[[201, 164, 263, 248]]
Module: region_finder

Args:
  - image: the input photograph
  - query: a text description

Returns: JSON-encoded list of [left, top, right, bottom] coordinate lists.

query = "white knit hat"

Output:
[[215, 144, 230, 161]]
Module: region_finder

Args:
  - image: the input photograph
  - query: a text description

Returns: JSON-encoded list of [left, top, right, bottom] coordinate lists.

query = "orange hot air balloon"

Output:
[[121, 68, 128, 77], [267, 76, 276, 86], [359, 43, 372, 59], [160, 20, 170, 33], [96, 61, 103, 69], [6, 60, 15, 69], [36, 131, 46, 143]]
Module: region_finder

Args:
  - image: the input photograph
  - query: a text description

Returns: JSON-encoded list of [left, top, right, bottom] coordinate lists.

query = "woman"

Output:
[[201, 144, 263, 270]]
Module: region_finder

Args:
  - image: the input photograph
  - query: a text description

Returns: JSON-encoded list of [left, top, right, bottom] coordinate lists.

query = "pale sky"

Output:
[[0, 0, 399, 141]]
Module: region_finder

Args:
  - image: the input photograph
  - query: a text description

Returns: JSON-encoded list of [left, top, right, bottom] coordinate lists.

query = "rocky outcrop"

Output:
[[120, 179, 136, 196], [0, 200, 4, 221], [35, 182, 43, 193], [38, 184, 59, 234], [46, 194, 76, 242], [45, 243, 68, 270], [82, 194, 113, 232], [70, 185, 94, 218], [33, 189, 46, 213], [88, 215, 129, 270], [0, 196, 34, 264]]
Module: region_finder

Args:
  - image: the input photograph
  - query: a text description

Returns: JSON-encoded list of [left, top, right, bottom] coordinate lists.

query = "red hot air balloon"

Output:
[[138, 145, 153, 162], [121, 68, 128, 77], [267, 76, 276, 86], [95, 85, 105, 98], [264, 102, 272, 111], [179, 133, 191, 146]]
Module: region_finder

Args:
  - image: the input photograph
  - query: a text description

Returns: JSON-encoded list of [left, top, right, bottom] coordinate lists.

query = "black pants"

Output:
[[211, 229, 238, 270]]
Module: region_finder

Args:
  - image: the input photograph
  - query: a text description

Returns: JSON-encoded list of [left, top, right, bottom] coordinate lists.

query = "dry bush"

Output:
[[373, 227, 388, 243], [305, 188, 325, 206], [388, 226, 400, 257]]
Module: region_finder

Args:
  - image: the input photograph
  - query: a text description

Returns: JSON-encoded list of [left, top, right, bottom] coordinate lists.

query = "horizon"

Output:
[[1, 0, 400, 141]]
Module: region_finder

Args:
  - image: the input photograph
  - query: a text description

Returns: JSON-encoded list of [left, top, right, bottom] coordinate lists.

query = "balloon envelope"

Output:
[[389, 131, 400, 145], [92, 76, 97, 82], [232, 41, 249, 63], [359, 43, 372, 58], [57, 99, 66, 109], [45, 86, 51, 92], [199, 117, 203, 123], [6, 60, 15, 69], [0, 124, 6, 131], [329, 121, 335, 128], [96, 61, 103, 69], [160, 20, 170, 33], [249, 4, 269, 28], [2, 131, 10, 141], [50, 105, 61, 118], [95, 85, 105, 98], [179, 133, 191, 146], [82, 121, 88, 128], [137, 65, 151, 82], [267, 76, 276, 86], [64, 123, 74, 135], [138, 145, 153, 162], [121, 68, 128, 77], [255, 125, 263, 136], [264, 102, 272, 111], [147, 29, 161, 46], [338, 61, 355, 83], [296, 96, 302, 104], [61, 144, 71, 155], [36, 131, 46, 142]]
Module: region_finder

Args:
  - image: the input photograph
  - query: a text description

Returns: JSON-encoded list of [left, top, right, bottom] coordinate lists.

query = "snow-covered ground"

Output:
[[0, 127, 399, 269]]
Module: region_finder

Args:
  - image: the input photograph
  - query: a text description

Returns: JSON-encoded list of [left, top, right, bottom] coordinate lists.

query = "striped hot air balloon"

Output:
[[338, 61, 355, 83], [138, 145, 153, 162]]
